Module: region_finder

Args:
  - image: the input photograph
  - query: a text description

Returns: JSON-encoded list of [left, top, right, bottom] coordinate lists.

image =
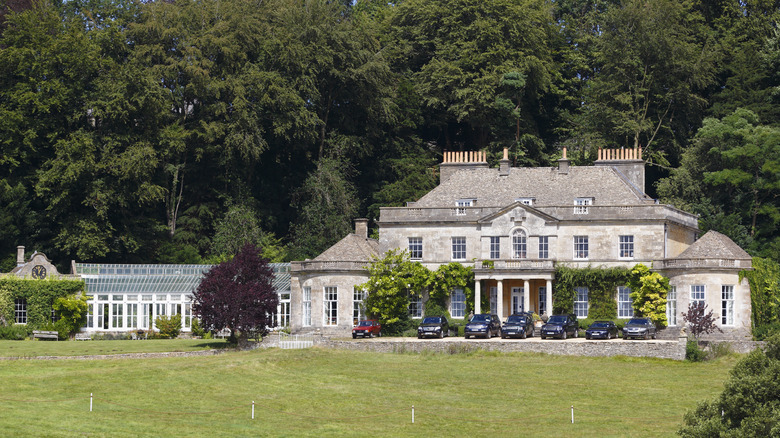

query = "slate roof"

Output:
[[313, 234, 379, 262], [675, 231, 752, 260], [413, 165, 651, 207]]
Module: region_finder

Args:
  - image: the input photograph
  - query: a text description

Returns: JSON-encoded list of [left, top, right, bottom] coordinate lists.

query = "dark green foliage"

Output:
[[191, 318, 206, 338], [740, 257, 780, 335], [553, 265, 631, 317], [685, 339, 707, 362], [154, 314, 182, 339], [0, 278, 86, 329], [0, 324, 30, 340], [679, 334, 780, 436]]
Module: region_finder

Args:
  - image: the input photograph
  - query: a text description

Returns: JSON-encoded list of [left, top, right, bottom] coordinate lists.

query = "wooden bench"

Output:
[[32, 330, 59, 341], [75, 333, 91, 341]]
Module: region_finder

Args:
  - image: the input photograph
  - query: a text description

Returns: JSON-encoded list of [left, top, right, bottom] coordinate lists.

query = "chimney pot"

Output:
[[17, 246, 25, 267]]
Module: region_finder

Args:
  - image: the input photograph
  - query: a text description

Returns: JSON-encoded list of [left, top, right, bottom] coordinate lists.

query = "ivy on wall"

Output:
[[0, 277, 86, 328], [740, 257, 780, 330], [553, 265, 631, 319]]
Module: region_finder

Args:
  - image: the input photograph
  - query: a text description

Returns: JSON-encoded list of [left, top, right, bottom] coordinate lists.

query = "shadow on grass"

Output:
[[192, 341, 232, 349]]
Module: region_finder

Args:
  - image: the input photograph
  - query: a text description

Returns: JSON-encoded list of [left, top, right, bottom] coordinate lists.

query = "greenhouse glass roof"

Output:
[[74, 263, 291, 295]]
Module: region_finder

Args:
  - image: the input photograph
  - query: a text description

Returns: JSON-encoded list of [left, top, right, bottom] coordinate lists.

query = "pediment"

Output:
[[477, 201, 559, 225]]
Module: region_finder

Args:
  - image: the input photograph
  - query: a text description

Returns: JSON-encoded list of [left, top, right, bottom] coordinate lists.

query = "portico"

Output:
[[473, 260, 554, 319]]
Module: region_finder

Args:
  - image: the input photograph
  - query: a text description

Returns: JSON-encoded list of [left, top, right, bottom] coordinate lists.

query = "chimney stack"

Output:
[[557, 147, 570, 174], [354, 219, 369, 240], [595, 147, 645, 194], [439, 150, 489, 183], [17, 246, 25, 267], [499, 148, 511, 176]]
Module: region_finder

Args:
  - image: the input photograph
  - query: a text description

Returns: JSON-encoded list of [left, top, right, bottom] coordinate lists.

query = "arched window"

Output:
[[512, 229, 527, 259]]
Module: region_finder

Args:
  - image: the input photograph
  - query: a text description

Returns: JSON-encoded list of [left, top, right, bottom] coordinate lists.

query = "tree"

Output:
[[679, 334, 780, 437], [360, 249, 430, 335], [192, 244, 277, 347], [682, 301, 722, 340], [627, 264, 669, 327], [387, 0, 557, 151], [209, 205, 287, 263], [657, 109, 780, 260]]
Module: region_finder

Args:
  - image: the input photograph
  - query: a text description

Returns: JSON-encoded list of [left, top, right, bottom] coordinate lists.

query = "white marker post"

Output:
[[90, 393, 93, 412], [252, 401, 255, 420], [412, 405, 415, 424], [571, 405, 574, 423]]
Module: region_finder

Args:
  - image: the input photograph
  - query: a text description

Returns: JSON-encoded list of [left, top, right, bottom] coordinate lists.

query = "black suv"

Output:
[[417, 316, 450, 339], [541, 314, 579, 339], [501, 313, 535, 339], [465, 314, 501, 339]]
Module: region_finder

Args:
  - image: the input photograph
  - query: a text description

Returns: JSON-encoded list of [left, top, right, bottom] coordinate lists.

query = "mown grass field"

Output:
[[0, 339, 229, 357], [0, 343, 737, 437]]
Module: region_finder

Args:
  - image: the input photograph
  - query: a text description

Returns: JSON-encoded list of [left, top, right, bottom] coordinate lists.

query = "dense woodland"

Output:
[[0, 0, 778, 270]]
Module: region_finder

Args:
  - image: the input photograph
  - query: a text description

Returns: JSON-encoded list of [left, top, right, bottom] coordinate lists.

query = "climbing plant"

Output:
[[427, 262, 474, 309], [553, 265, 631, 319], [0, 277, 86, 328], [740, 257, 780, 333], [627, 263, 669, 327]]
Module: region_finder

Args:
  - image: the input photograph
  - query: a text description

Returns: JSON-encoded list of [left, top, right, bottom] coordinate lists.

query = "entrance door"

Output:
[[511, 287, 524, 313], [538, 287, 547, 315], [489, 287, 497, 314]]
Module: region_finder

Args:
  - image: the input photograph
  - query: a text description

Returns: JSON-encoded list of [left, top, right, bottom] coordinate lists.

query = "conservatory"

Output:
[[74, 263, 291, 333]]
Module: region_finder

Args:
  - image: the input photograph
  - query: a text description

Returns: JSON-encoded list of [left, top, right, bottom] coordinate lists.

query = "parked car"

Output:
[[501, 313, 535, 339], [352, 320, 381, 339], [417, 316, 450, 339], [622, 318, 657, 340], [541, 314, 579, 339], [465, 313, 501, 339], [585, 320, 619, 340]]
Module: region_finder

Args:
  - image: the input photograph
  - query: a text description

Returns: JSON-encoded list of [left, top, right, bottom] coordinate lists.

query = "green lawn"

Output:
[[0, 339, 229, 357], [0, 346, 736, 437]]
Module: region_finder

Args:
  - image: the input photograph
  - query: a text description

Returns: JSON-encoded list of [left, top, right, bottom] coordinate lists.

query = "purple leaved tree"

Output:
[[682, 301, 723, 340], [193, 244, 278, 347]]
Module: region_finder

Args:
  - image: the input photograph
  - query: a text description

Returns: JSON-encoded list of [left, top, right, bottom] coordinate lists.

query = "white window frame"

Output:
[[574, 197, 592, 214], [618, 286, 634, 318], [451, 288, 466, 318], [574, 236, 589, 260], [667, 286, 677, 326], [721, 285, 734, 326], [408, 237, 423, 260], [538, 287, 547, 315], [455, 199, 474, 216], [14, 299, 27, 324], [619, 235, 634, 259], [511, 287, 524, 313], [538, 236, 549, 259], [127, 303, 138, 329], [277, 292, 290, 328], [324, 286, 338, 326], [512, 229, 527, 259], [353, 288, 366, 324], [409, 293, 423, 319], [516, 197, 535, 206], [452, 237, 466, 260], [302, 286, 312, 327], [691, 285, 705, 306], [489, 236, 500, 259], [574, 286, 589, 318]]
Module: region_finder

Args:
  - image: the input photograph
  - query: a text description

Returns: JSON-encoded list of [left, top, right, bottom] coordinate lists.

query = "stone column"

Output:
[[474, 280, 481, 314], [523, 279, 531, 313], [546, 280, 553, 316], [497, 280, 504, 319]]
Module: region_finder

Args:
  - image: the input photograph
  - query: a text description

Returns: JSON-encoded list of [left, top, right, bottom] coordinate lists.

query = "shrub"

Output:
[[155, 314, 182, 339], [752, 321, 780, 341], [191, 318, 206, 337], [707, 342, 734, 360], [682, 302, 722, 340], [0, 324, 31, 340], [686, 339, 706, 362]]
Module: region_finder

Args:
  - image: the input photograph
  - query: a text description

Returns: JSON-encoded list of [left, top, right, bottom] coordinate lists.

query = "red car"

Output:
[[352, 320, 381, 338]]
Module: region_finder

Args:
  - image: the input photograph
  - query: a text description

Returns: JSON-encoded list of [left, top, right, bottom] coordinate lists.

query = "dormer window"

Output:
[[574, 197, 593, 214], [516, 198, 535, 206], [455, 199, 475, 216]]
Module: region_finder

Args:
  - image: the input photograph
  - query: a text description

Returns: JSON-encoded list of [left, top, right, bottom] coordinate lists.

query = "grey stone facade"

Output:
[[290, 147, 753, 337]]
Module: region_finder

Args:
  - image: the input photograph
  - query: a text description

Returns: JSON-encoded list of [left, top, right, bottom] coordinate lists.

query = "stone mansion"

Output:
[[290, 147, 753, 337]]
